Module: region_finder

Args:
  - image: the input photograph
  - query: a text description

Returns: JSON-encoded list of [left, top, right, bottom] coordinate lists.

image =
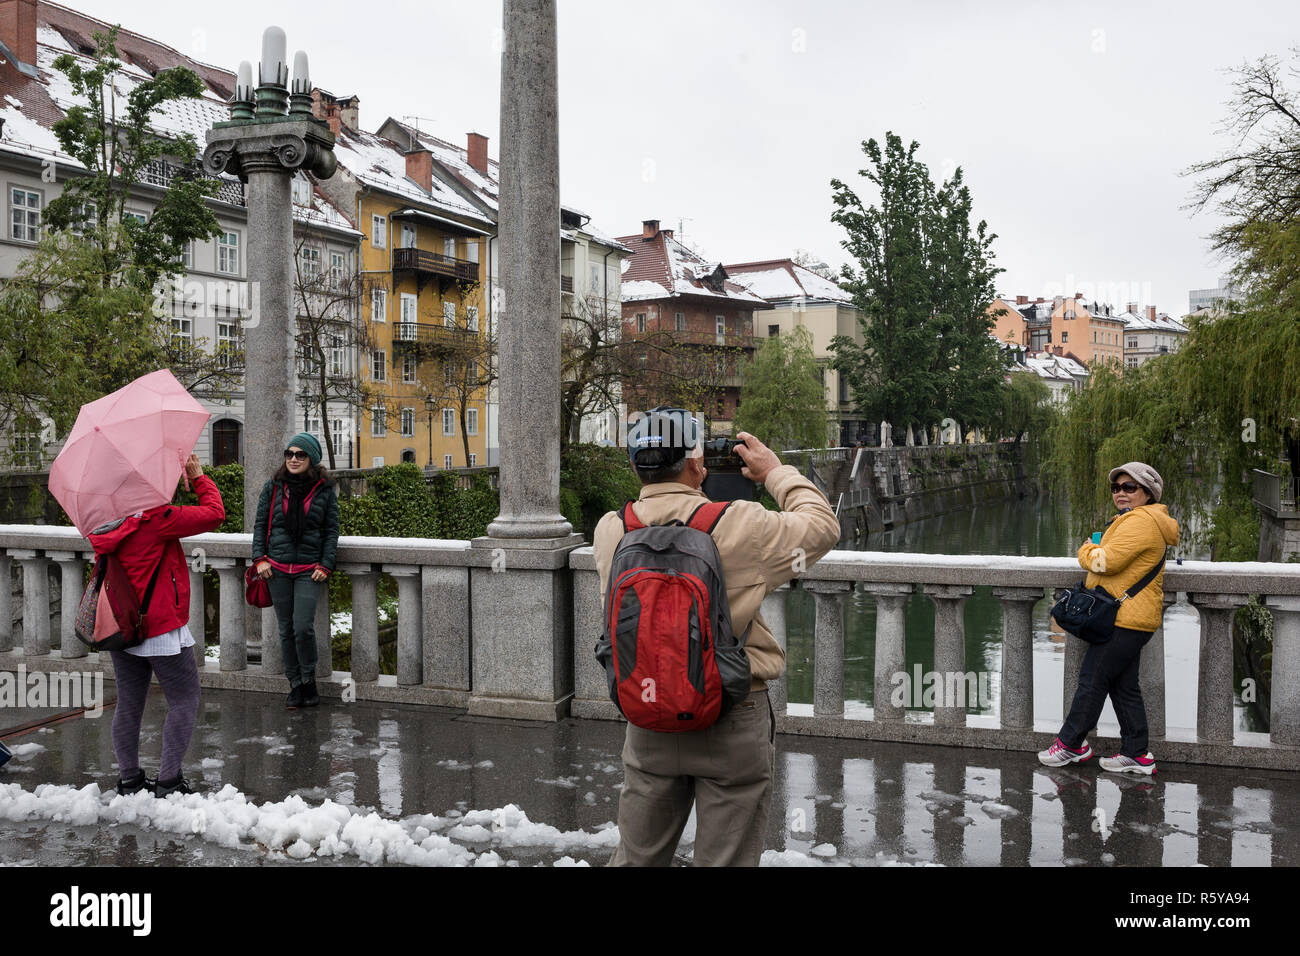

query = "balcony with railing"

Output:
[[626, 328, 756, 350], [391, 322, 480, 355], [391, 247, 479, 293]]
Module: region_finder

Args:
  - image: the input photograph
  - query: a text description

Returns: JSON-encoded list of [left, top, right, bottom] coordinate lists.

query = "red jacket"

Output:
[[87, 474, 225, 640]]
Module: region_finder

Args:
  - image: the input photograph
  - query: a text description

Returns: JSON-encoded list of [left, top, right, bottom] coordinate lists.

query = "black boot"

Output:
[[116, 768, 155, 796], [286, 683, 303, 709], [154, 775, 195, 798], [299, 681, 320, 708]]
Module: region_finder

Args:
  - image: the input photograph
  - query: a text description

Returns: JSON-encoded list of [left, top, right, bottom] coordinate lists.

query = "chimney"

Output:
[[1146, 305, 1156, 321], [405, 148, 432, 194], [311, 89, 341, 136], [1075, 292, 1083, 299], [1053, 295, 1064, 308], [338, 96, 359, 133], [642, 219, 660, 240], [1126, 302, 1137, 315], [467, 132, 489, 175], [0, 0, 38, 67], [662, 229, 674, 240], [1016, 295, 1027, 305]]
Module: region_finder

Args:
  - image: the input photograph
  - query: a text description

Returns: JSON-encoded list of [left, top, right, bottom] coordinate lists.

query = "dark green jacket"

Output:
[[252, 478, 340, 571]]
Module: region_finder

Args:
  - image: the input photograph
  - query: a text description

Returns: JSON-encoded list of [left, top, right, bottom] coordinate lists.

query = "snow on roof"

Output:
[[331, 127, 492, 225], [386, 118, 500, 213], [725, 259, 854, 304], [1119, 311, 1189, 334], [616, 229, 770, 306]]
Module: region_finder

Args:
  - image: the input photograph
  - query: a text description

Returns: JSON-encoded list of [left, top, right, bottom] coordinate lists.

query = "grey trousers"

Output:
[[268, 570, 322, 688], [607, 689, 775, 867]]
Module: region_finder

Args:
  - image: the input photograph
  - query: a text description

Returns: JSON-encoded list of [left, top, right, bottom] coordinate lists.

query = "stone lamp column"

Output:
[[468, 0, 583, 721], [202, 28, 337, 535]]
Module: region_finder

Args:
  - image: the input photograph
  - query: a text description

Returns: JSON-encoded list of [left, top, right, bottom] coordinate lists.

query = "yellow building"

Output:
[[314, 96, 497, 468]]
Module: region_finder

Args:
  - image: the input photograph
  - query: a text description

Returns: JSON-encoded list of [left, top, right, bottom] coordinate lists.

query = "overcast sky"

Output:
[[67, 0, 1300, 313]]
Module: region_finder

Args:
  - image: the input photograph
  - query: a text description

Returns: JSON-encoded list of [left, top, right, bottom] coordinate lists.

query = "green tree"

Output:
[[996, 372, 1055, 446], [829, 133, 1004, 437], [0, 25, 231, 453], [734, 326, 828, 449]]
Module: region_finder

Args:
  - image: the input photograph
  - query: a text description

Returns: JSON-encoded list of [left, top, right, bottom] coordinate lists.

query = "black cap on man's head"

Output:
[[626, 406, 700, 468]]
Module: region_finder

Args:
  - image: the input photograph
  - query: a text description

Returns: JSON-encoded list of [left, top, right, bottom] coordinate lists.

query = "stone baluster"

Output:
[[760, 584, 790, 718], [864, 582, 913, 721], [1188, 593, 1242, 745], [992, 586, 1043, 731], [261, 600, 282, 675], [1140, 591, 1177, 741], [340, 563, 379, 682], [314, 578, 332, 680], [425, 565, 470, 692], [385, 564, 422, 685], [1058, 586, 1087, 724], [208, 558, 246, 671], [0, 552, 12, 653], [804, 580, 851, 718], [1265, 595, 1300, 747], [49, 551, 89, 659], [925, 585, 973, 727], [11, 550, 50, 656], [188, 564, 207, 669]]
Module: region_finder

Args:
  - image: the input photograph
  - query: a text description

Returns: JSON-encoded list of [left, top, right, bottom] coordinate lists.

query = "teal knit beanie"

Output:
[[286, 432, 322, 466]]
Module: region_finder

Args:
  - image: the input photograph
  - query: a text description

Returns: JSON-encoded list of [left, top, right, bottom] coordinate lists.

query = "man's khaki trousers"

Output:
[[606, 689, 776, 867]]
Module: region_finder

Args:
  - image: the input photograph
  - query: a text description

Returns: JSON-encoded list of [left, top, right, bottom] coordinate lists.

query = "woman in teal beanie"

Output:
[[252, 433, 340, 708]]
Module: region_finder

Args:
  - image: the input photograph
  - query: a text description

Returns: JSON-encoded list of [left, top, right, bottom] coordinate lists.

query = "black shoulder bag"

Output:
[[1051, 555, 1166, 645]]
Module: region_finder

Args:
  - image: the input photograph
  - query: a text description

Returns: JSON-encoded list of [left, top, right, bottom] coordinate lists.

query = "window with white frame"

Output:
[[372, 349, 386, 382], [443, 301, 456, 329], [443, 237, 456, 259], [9, 187, 41, 242], [217, 232, 240, 274], [372, 215, 386, 248], [675, 312, 685, 331], [171, 317, 193, 351], [372, 287, 387, 323], [306, 413, 322, 439], [122, 210, 147, 226], [402, 353, 417, 383], [443, 361, 455, 386], [299, 246, 321, 281], [400, 293, 418, 339], [444, 454, 453, 469], [636, 313, 646, 333], [371, 407, 387, 437], [400, 407, 414, 437], [590, 263, 600, 292], [372, 456, 385, 467], [400, 223, 416, 249], [10, 426, 43, 469], [466, 306, 479, 332], [329, 334, 345, 377], [716, 315, 726, 341], [329, 251, 345, 289], [467, 408, 478, 435], [332, 419, 347, 461], [442, 408, 455, 436], [217, 322, 239, 368], [466, 239, 480, 264], [179, 240, 192, 270], [291, 175, 312, 206], [469, 453, 477, 466]]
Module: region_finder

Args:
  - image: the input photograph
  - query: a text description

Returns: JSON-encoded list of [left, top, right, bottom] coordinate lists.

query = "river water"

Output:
[[782, 495, 1266, 734]]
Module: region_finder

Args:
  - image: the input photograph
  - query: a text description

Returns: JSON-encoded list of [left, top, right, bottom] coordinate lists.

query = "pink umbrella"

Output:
[[48, 369, 210, 535]]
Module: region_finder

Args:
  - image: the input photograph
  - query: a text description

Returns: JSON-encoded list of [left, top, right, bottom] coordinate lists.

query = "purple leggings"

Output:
[[110, 649, 200, 781]]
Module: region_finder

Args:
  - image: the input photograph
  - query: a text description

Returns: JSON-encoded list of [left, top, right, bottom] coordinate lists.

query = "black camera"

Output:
[[701, 438, 759, 502]]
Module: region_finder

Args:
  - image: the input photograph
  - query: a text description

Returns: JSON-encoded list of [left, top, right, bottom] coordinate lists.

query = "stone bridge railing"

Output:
[[3, 525, 1298, 770]]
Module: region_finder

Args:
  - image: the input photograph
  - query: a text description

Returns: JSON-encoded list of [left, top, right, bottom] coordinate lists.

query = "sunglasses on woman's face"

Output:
[[1111, 481, 1141, 494], [285, 449, 309, 461]]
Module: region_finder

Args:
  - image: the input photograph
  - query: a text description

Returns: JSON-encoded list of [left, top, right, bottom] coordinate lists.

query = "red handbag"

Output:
[[245, 487, 275, 608]]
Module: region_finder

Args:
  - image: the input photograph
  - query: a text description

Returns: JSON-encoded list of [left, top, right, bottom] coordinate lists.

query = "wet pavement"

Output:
[[2, 689, 1299, 866]]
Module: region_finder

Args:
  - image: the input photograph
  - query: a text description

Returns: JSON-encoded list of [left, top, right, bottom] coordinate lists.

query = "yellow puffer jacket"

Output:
[[1076, 503, 1180, 632]]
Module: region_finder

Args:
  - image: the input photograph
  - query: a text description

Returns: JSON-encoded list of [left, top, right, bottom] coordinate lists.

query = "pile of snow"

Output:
[[0, 783, 617, 868]]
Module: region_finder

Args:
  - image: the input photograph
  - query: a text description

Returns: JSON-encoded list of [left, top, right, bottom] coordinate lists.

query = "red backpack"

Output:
[[595, 500, 751, 732]]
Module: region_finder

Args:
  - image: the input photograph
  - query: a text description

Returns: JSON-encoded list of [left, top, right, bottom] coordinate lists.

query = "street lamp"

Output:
[[425, 395, 436, 469]]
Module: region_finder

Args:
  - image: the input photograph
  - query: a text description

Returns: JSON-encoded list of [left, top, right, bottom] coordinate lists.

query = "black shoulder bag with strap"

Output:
[[1051, 554, 1166, 645]]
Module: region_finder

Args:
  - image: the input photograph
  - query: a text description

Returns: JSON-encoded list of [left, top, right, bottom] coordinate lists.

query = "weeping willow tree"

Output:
[[1046, 50, 1300, 562]]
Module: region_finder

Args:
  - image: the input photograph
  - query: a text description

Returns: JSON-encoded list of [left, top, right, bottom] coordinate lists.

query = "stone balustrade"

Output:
[[4, 524, 1299, 770], [570, 547, 1300, 771]]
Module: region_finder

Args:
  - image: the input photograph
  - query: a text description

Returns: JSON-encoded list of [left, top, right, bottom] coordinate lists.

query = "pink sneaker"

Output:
[[1037, 737, 1093, 767], [1099, 752, 1156, 775]]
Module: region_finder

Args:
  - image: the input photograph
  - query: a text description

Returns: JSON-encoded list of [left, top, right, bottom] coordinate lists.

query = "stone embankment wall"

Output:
[[807, 443, 1030, 543]]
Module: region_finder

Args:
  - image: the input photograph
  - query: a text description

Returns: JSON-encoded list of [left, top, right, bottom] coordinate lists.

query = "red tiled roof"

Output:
[[614, 227, 770, 307]]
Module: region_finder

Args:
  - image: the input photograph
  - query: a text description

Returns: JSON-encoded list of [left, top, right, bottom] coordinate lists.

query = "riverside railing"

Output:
[[4, 525, 1299, 770], [571, 548, 1300, 771]]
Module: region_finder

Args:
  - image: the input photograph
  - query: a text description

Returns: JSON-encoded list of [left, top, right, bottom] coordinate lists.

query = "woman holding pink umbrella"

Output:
[[88, 453, 225, 796]]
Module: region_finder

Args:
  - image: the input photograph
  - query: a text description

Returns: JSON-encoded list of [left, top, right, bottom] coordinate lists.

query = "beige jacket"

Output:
[[593, 464, 841, 690]]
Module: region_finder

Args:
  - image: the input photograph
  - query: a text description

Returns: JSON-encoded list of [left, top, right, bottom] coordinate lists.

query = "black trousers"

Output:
[[1058, 626, 1154, 758]]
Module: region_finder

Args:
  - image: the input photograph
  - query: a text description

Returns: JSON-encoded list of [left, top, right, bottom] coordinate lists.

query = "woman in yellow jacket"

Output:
[[1039, 462, 1180, 775]]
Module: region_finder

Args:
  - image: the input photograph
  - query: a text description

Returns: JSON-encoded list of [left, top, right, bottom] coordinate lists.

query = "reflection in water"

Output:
[[783, 496, 1265, 733]]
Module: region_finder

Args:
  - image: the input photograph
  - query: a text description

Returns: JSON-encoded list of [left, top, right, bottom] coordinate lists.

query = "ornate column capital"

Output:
[[203, 117, 337, 183]]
